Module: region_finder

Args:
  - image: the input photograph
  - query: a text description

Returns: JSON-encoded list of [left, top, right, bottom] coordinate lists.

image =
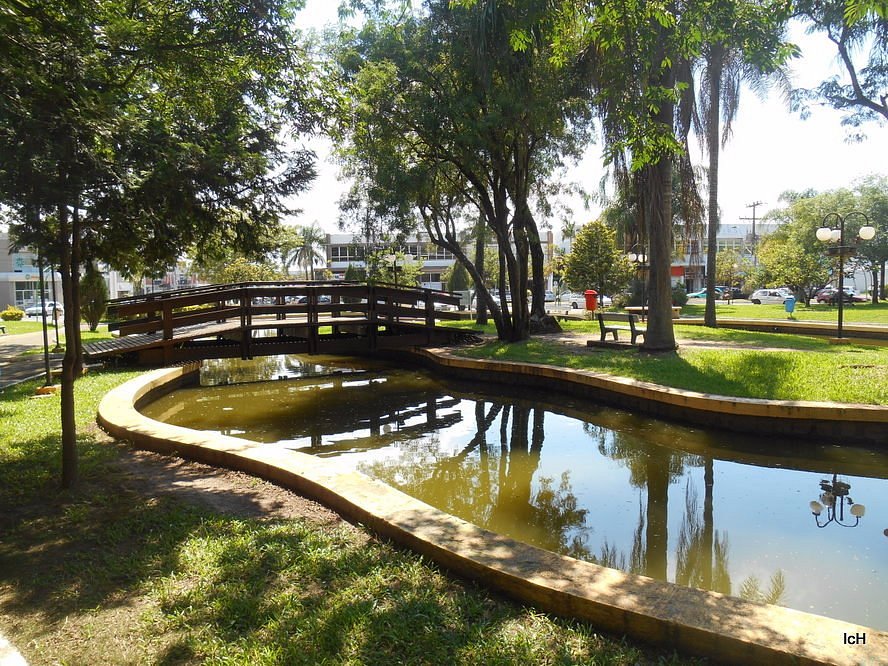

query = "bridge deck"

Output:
[[86, 281, 472, 365]]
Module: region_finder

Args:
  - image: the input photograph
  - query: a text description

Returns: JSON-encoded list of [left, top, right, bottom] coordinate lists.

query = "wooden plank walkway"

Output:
[[86, 281, 472, 365]]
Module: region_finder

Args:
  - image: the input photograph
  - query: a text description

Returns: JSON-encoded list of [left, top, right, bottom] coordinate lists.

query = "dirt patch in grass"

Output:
[[109, 445, 345, 527]]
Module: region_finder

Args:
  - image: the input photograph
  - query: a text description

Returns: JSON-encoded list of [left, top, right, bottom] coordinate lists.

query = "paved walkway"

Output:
[[0, 330, 64, 390]]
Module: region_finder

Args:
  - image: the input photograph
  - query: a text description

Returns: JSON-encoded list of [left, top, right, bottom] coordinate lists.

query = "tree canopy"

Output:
[[563, 220, 634, 296], [328, 0, 594, 341], [0, 0, 317, 487]]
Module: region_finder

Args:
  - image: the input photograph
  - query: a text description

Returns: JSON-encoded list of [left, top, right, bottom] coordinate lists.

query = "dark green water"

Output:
[[142, 355, 888, 629]]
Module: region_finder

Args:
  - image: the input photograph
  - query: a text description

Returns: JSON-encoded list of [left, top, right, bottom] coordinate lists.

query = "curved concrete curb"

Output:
[[0, 632, 27, 666], [405, 348, 888, 445], [98, 365, 888, 666]]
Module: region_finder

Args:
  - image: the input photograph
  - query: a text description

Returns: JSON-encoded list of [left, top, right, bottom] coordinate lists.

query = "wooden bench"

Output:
[[597, 312, 646, 344]]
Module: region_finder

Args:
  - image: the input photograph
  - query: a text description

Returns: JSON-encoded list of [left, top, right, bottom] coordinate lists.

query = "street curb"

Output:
[[0, 633, 27, 666]]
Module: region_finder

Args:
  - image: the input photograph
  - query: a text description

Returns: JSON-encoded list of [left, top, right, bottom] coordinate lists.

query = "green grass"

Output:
[[456, 336, 887, 405], [0, 371, 697, 665], [0, 319, 45, 335], [682, 300, 888, 323]]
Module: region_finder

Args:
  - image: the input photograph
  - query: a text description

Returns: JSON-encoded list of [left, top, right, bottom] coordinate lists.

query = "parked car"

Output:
[[544, 290, 556, 302], [715, 286, 743, 300], [687, 287, 723, 299], [815, 287, 864, 304], [749, 289, 787, 305], [295, 295, 332, 304], [563, 292, 612, 309], [24, 301, 63, 317]]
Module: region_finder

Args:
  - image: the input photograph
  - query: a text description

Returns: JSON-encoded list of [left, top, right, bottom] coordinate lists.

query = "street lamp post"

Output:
[[384, 253, 413, 321], [816, 212, 876, 340], [627, 245, 648, 318]]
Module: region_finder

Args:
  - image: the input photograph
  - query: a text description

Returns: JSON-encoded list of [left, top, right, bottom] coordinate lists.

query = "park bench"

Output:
[[597, 312, 645, 345]]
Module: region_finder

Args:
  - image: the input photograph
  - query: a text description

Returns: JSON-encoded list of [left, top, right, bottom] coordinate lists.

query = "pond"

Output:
[[141, 355, 888, 630]]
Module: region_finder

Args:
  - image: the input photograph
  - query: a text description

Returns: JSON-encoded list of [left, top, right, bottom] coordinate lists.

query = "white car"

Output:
[[749, 289, 787, 305], [24, 301, 64, 317], [563, 293, 612, 309]]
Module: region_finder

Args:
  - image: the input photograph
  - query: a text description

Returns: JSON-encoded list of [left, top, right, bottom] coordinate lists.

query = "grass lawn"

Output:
[[444, 319, 887, 404], [682, 300, 888, 323], [0, 319, 46, 335], [0, 371, 698, 665]]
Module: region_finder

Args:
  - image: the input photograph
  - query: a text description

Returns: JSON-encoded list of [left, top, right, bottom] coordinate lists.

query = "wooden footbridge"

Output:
[[86, 281, 472, 366]]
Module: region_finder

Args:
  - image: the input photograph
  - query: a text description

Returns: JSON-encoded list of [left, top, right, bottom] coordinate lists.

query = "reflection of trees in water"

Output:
[[586, 423, 700, 580], [675, 474, 731, 595], [361, 400, 592, 559], [739, 571, 786, 605], [202, 355, 349, 385]]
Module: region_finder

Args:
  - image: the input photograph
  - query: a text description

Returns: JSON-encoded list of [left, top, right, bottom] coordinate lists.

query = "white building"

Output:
[[0, 232, 62, 310], [326, 230, 556, 292]]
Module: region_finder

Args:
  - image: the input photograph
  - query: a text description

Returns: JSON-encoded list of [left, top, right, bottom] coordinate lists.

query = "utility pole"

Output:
[[740, 201, 764, 266]]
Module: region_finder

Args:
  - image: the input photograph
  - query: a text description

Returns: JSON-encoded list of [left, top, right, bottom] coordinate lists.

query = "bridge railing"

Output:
[[107, 281, 463, 341]]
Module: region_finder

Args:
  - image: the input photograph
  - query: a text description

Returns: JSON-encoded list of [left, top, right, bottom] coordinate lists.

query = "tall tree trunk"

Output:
[[645, 451, 669, 580], [701, 457, 714, 589], [71, 201, 84, 376], [474, 216, 488, 325], [642, 63, 678, 351], [704, 47, 725, 328], [57, 202, 78, 489]]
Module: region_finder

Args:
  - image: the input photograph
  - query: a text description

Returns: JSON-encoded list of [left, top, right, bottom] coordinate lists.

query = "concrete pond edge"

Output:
[[97, 363, 887, 665], [404, 347, 887, 445]]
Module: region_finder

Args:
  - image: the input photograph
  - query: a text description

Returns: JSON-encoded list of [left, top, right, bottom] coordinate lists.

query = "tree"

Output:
[[443, 261, 471, 293], [198, 256, 282, 284], [79, 263, 108, 332], [329, 0, 593, 341], [369, 250, 421, 287], [714, 249, 752, 290], [295, 223, 327, 280], [563, 220, 634, 297], [549, 0, 792, 349], [854, 174, 888, 301], [277, 226, 305, 276], [694, 1, 793, 326], [0, 0, 316, 488], [757, 186, 871, 302], [561, 220, 578, 254], [793, 0, 888, 130]]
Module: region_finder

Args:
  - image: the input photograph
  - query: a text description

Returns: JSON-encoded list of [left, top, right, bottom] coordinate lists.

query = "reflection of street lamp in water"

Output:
[[809, 473, 865, 528]]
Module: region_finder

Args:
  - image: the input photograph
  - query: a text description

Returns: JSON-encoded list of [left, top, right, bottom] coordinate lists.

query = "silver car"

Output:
[[749, 289, 787, 305]]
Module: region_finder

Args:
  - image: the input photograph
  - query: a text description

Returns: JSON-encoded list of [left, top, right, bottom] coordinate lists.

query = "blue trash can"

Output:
[[784, 296, 796, 314]]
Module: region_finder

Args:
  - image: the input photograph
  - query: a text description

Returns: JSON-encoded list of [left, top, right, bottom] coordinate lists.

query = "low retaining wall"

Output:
[[402, 349, 887, 446], [98, 364, 888, 665]]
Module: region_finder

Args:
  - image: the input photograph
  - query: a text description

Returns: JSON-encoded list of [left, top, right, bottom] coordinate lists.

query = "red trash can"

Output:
[[584, 289, 598, 311]]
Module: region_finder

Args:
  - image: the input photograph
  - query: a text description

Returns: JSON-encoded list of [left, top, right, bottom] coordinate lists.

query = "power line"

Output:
[[739, 201, 765, 266]]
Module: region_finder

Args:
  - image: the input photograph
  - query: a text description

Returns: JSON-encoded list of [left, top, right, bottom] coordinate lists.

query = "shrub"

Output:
[[1, 305, 24, 321], [672, 284, 688, 307], [610, 292, 630, 309]]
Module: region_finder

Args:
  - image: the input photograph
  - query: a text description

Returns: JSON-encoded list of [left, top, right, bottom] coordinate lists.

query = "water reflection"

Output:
[[141, 356, 888, 629], [810, 473, 867, 528]]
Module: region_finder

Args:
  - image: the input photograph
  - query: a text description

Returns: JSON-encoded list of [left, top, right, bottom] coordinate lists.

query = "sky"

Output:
[[289, 0, 887, 243]]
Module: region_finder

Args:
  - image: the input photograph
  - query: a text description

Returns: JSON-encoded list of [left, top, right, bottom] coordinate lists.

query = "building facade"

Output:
[[0, 232, 62, 310], [326, 231, 556, 292]]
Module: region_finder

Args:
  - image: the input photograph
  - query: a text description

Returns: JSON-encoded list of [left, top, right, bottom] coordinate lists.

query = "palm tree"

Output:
[[694, 18, 790, 327], [296, 223, 326, 280], [278, 225, 303, 276], [561, 220, 577, 254]]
